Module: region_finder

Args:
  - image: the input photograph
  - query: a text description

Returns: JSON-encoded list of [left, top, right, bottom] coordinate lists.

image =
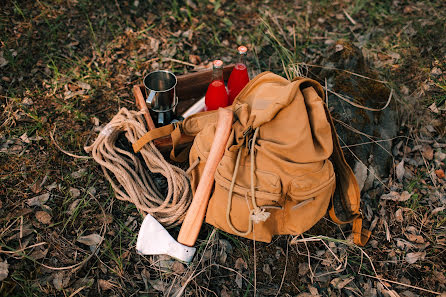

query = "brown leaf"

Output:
[[404, 232, 424, 244], [381, 191, 412, 202], [148, 279, 166, 291], [67, 199, 81, 215], [331, 276, 354, 289], [406, 252, 426, 264], [235, 258, 247, 270], [435, 169, 445, 179], [69, 187, 81, 198], [399, 191, 412, 202], [77, 233, 102, 247], [262, 264, 272, 279], [30, 248, 49, 260], [421, 145, 434, 160], [0, 260, 8, 281], [396, 161, 405, 181], [428, 103, 439, 114], [98, 279, 115, 291], [189, 54, 201, 65], [53, 272, 69, 290], [27, 193, 50, 207], [395, 209, 403, 223], [172, 261, 185, 274], [35, 211, 52, 224]]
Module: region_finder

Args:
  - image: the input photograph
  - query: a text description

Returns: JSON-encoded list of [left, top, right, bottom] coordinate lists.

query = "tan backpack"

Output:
[[133, 72, 371, 246]]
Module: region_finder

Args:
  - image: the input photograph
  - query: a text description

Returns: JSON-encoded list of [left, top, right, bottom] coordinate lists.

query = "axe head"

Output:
[[136, 214, 196, 263]]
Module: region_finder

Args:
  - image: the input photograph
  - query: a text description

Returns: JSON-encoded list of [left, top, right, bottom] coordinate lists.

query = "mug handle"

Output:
[[146, 90, 156, 107]]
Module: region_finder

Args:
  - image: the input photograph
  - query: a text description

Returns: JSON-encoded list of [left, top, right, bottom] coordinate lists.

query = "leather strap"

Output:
[[324, 101, 371, 246], [132, 124, 175, 153], [132, 123, 190, 163]]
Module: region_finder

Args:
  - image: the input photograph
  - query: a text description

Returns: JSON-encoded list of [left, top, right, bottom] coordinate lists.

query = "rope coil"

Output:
[[84, 108, 192, 228]]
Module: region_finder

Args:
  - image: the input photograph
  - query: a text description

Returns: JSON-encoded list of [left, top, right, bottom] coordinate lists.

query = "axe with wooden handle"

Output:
[[136, 108, 233, 262]]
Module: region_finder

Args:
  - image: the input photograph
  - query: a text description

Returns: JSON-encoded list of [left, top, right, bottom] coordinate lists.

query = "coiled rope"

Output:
[[84, 108, 192, 228]]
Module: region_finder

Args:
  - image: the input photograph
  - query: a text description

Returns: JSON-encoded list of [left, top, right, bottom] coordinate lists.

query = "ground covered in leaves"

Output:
[[0, 0, 445, 296]]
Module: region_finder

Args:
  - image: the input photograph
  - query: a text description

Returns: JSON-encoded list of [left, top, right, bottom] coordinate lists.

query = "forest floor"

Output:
[[0, 0, 445, 296]]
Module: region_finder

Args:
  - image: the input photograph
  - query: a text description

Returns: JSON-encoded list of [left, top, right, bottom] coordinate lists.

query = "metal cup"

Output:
[[143, 70, 177, 113]]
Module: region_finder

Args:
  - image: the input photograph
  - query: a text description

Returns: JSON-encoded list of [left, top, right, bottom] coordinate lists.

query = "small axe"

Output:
[[136, 108, 233, 262]]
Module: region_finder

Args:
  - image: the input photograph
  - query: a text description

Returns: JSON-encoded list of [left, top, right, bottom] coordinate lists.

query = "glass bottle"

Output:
[[205, 60, 229, 111], [227, 45, 250, 104]]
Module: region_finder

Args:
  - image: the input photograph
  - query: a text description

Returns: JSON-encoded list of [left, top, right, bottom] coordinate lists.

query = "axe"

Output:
[[136, 108, 233, 262]]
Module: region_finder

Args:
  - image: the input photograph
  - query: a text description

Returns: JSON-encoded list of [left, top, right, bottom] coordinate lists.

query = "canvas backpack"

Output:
[[133, 72, 371, 246]]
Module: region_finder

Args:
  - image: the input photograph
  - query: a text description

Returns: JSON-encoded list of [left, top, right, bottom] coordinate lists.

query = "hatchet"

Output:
[[136, 108, 233, 262]]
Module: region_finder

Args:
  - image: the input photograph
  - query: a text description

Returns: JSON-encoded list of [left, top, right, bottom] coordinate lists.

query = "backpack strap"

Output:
[[132, 123, 190, 162], [324, 103, 371, 246]]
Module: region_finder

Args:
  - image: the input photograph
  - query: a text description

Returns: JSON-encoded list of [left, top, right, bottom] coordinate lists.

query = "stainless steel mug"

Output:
[[143, 70, 177, 112]]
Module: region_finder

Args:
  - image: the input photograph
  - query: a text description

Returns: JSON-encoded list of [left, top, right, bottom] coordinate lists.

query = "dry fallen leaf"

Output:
[[77, 233, 102, 247], [69, 187, 81, 198], [98, 279, 115, 291], [262, 264, 272, 279], [399, 191, 412, 202], [35, 211, 52, 224], [405, 232, 424, 244], [171, 261, 186, 274], [435, 169, 445, 179], [71, 168, 87, 179], [421, 145, 434, 160], [396, 161, 405, 181], [395, 209, 403, 223], [27, 193, 50, 207], [0, 260, 8, 281], [406, 252, 426, 264], [331, 276, 354, 289], [67, 199, 81, 215], [77, 81, 91, 90], [20, 133, 30, 144], [381, 191, 412, 202], [53, 272, 70, 290], [235, 257, 247, 270], [148, 279, 166, 291]]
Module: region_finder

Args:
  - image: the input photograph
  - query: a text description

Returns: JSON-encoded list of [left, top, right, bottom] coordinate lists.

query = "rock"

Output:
[[313, 40, 398, 177]]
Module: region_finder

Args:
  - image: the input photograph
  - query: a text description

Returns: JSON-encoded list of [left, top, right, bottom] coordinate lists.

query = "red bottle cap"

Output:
[[238, 46, 248, 54], [213, 60, 223, 67]]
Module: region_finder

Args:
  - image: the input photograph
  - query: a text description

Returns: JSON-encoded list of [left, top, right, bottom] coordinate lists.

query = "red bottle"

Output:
[[205, 60, 229, 111], [227, 45, 250, 104]]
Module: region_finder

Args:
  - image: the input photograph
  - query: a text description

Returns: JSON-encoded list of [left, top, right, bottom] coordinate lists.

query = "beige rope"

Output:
[[84, 108, 192, 228], [226, 127, 275, 236]]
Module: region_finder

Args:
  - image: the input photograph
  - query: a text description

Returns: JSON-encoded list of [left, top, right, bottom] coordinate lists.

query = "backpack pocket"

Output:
[[205, 158, 283, 242], [280, 160, 335, 235]]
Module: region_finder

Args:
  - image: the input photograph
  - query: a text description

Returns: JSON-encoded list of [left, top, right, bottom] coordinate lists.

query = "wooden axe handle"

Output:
[[177, 108, 233, 247], [133, 85, 156, 130]]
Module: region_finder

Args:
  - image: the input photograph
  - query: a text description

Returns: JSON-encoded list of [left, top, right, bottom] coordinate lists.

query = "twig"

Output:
[[298, 63, 388, 84], [301, 234, 314, 283], [275, 238, 289, 297], [343, 9, 357, 25], [0, 242, 47, 255], [326, 87, 394, 112], [162, 57, 197, 67], [50, 125, 91, 159], [358, 273, 441, 295], [68, 286, 86, 297]]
